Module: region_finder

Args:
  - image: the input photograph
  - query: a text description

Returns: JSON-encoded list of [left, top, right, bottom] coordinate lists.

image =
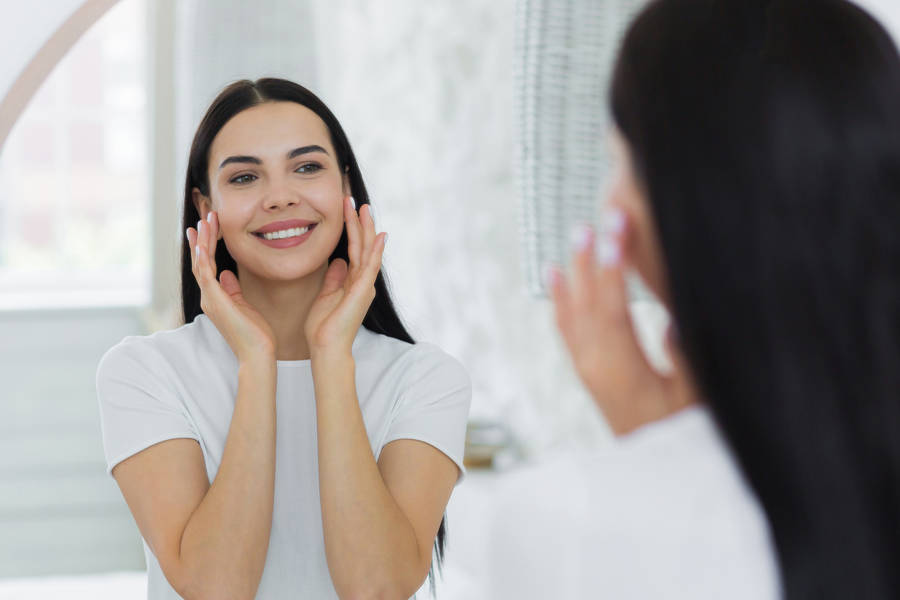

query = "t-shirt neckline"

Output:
[[194, 314, 370, 367]]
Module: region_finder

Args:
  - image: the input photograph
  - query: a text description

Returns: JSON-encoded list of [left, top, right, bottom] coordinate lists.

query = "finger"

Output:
[[357, 218, 384, 277], [321, 258, 350, 296], [186, 227, 198, 272], [570, 225, 597, 310], [344, 196, 363, 272], [196, 219, 220, 289], [206, 210, 219, 262], [219, 269, 242, 299], [595, 214, 657, 375], [349, 232, 386, 300], [360, 203, 376, 260], [595, 238, 628, 320], [195, 219, 209, 284], [187, 226, 202, 285], [366, 232, 387, 279]]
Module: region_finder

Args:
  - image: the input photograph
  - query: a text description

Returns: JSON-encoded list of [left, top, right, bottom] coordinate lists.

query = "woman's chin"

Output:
[[235, 261, 327, 285]]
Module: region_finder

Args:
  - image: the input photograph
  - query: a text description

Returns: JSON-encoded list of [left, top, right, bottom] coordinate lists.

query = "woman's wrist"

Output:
[[309, 339, 354, 362], [311, 346, 354, 364], [237, 349, 277, 373], [310, 347, 355, 376]]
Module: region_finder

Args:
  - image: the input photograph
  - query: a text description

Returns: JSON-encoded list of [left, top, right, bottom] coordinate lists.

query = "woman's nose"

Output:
[[263, 180, 299, 210]]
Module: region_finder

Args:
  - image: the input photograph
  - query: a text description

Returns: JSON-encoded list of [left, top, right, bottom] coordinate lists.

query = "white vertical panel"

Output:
[[0, 307, 146, 577]]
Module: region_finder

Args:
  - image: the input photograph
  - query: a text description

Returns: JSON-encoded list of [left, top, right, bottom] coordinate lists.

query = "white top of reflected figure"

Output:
[[486, 404, 781, 600], [96, 315, 471, 600]]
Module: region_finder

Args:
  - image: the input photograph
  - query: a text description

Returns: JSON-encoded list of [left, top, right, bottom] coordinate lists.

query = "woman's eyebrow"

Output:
[[219, 145, 329, 170], [219, 155, 261, 169], [287, 144, 328, 159]]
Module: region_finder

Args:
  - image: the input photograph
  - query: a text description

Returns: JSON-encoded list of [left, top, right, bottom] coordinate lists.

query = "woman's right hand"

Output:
[[548, 210, 697, 435], [187, 211, 276, 363]]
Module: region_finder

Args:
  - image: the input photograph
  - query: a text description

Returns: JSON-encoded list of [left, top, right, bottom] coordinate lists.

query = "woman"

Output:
[[497, 0, 898, 598], [96, 78, 471, 599]]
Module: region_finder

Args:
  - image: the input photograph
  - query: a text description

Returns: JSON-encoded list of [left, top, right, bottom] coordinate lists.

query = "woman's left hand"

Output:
[[305, 196, 387, 359]]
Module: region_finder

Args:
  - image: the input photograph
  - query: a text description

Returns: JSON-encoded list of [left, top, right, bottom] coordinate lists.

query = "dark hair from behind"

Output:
[[179, 78, 447, 589], [611, 0, 900, 598]]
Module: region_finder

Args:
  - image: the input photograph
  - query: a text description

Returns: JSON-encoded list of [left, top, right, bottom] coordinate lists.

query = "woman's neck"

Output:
[[238, 264, 328, 361]]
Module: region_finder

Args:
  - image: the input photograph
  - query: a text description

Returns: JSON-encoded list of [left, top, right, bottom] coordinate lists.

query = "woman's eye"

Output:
[[229, 173, 257, 184], [295, 162, 322, 174]]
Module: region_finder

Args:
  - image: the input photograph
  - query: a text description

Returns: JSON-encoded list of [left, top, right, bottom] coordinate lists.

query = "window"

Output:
[[0, 0, 150, 309]]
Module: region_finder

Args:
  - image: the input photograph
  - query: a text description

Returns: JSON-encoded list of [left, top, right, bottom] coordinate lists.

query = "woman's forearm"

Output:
[[313, 352, 426, 600], [175, 356, 278, 600]]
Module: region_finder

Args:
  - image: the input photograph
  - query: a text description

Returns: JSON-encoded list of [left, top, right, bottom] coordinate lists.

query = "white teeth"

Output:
[[261, 226, 310, 240]]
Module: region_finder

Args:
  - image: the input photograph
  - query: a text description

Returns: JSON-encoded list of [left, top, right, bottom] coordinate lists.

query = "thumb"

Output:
[[321, 259, 349, 296], [219, 270, 243, 299]]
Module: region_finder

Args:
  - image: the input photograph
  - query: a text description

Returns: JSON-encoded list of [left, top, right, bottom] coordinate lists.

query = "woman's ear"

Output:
[[192, 187, 211, 222], [341, 166, 351, 197]]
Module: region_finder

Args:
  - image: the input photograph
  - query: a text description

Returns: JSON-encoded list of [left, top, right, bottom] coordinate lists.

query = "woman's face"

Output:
[[607, 129, 670, 307], [194, 101, 348, 282]]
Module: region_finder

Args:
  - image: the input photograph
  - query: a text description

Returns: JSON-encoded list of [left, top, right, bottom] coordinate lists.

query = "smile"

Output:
[[252, 221, 317, 249], [257, 226, 310, 240]]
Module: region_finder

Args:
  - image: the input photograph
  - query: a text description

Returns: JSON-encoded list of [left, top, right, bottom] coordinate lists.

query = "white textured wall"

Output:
[[310, 0, 613, 455], [173, 0, 320, 199]]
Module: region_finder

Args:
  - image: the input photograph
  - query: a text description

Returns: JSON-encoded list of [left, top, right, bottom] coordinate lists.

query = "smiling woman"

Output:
[[96, 78, 471, 600]]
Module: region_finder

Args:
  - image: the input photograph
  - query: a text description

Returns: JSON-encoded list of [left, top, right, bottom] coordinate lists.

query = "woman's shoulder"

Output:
[[97, 316, 219, 381], [356, 328, 470, 386], [489, 407, 779, 598], [495, 406, 760, 525]]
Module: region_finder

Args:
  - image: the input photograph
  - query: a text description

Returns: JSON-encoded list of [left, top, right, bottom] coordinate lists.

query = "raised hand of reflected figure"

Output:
[[548, 209, 697, 435]]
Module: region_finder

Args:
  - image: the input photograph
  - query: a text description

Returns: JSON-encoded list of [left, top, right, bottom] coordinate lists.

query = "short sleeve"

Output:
[[96, 339, 200, 476], [382, 343, 472, 483]]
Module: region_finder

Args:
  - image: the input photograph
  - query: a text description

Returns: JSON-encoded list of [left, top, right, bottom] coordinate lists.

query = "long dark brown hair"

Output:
[[179, 78, 447, 588], [611, 1, 900, 597]]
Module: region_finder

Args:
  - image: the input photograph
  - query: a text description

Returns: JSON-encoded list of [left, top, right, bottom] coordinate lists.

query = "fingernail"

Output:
[[570, 224, 593, 252], [604, 208, 625, 234], [185, 228, 190, 239], [350, 196, 357, 211], [207, 212, 213, 223], [197, 220, 202, 232], [195, 245, 200, 257], [597, 237, 621, 266]]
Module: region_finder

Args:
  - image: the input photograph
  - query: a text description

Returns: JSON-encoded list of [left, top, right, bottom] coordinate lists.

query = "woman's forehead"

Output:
[[210, 101, 333, 163]]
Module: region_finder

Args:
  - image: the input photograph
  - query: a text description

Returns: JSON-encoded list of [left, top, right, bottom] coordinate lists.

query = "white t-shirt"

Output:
[[487, 405, 782, 600], [96, 314, 471, 600]]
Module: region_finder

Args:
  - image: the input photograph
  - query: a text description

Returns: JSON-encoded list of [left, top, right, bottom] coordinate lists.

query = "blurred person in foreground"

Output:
[[492, 1, 900, 598]]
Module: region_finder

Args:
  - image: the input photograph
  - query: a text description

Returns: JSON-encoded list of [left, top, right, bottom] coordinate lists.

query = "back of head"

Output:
[[611, 1, 900, 597]]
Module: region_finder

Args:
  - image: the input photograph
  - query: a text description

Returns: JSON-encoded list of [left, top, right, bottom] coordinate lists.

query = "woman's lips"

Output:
[[253, 223, 317, 248], [253, 218, 316, 234]]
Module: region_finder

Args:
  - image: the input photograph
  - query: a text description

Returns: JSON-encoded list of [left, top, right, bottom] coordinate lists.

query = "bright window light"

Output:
[[0, 0, 149, 310]]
